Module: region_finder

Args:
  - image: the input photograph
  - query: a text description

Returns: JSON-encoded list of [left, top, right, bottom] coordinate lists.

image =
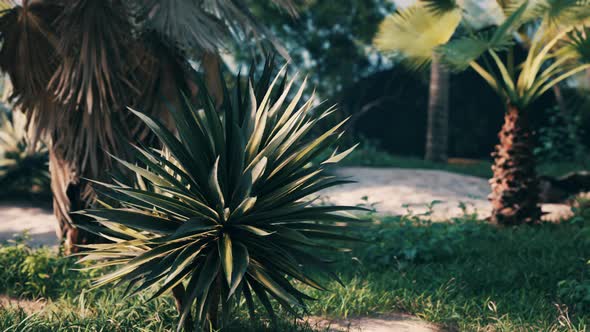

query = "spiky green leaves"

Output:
[[78, 67, 366, 330]]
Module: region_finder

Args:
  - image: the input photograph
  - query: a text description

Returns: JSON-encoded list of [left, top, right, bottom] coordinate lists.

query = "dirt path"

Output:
[[322, 167, 573, 221], [0, 201, 57, 246], [305, 314, 440, 332]]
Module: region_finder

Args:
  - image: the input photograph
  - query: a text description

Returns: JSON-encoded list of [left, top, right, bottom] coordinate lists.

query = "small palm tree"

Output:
[[375, 0, 590, 225], [0, 0, 296, 251], [77, 67, 363, 331]]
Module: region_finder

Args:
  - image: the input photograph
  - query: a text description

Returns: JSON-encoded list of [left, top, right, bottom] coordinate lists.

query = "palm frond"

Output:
[[78, 66, 365, 330], [438, 0, 525, 71], [129, 0, 297, 57], [536, 0, 586, 24], [374, 5, 462, 69], [419, 0, 459, 15], [0, 2, 60, 111], [48, 0, 135, 113], [564, 26, 590, 63], [131, 0, 227, 53], [438, 29, 514, 71]]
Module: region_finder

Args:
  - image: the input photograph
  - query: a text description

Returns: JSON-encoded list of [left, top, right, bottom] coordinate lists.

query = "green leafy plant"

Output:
[[77, 66, 365, 331], [534, 106, 587, 163], [0, 108, 49, 199], [0, 240, 84, 299]]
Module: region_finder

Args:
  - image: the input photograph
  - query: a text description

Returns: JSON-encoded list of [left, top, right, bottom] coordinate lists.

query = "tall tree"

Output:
[[374, 0, 590, 225], [374, 3, 461, 162], [0, 0, 295, 252]]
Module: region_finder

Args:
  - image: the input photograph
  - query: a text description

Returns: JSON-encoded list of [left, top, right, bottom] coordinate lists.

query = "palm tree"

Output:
[[0, 0, 295, 252], [375, 0, 590, 225], [374, 2, 462, 162]]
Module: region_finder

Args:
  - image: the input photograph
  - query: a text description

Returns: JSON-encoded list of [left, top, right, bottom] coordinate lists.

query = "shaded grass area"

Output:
[[0, 215, 589, 331], [340, 144, 589, 179], [309, 215, 590, 331]]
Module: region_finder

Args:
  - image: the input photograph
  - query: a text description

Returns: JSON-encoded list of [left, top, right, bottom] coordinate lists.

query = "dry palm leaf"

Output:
[[49, 0, 135, 114], [0, 1, 61, 111]]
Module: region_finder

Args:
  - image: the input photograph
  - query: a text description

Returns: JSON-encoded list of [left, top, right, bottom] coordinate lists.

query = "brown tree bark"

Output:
[[49, 149, 99, 253], [489, 105, 542, 225], [425, 55, 450, 163], [172, 284, 194, 332], [202, 52, 223, 109]]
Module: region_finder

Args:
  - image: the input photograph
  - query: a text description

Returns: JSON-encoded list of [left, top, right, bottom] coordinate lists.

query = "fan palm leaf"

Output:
[[129, 0, 296, 57], [0, 1, 60, 111], [374, 4, 462, 68]]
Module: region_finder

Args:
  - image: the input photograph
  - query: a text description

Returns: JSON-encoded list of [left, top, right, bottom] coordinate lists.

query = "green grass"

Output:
[[1, 214, 589, 331], [340, 144, 589, 179]]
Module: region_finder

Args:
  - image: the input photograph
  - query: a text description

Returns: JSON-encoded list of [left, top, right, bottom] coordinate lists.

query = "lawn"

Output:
[[1, 211, 589, 331]]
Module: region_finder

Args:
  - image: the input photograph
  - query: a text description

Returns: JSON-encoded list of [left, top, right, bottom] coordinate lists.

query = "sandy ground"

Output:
[[0, 201, 57, 247], [305, 314, 439, 332], [323, 167, 573, 221], [0, 295, 47, 314], [0, 167, 574, 247]]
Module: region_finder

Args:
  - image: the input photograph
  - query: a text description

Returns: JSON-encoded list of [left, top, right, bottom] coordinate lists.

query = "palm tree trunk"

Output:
[[489, 104, 542, 225], [49, 149, 99, 253], [424, 55, 449, 162], [202, 52, 223, 109]]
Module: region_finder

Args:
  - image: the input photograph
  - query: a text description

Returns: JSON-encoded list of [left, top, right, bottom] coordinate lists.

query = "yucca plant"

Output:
[[76, 67, 364, 331], [375, 0, 590, 225], [0, 108, 49, 198]]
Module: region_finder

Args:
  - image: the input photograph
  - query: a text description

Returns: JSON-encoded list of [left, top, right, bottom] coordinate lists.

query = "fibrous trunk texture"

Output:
[[424, 55, 449, 163], [49, 149, 99, 251], [489, 105, 542, 225], [202, 52, 223, 109]]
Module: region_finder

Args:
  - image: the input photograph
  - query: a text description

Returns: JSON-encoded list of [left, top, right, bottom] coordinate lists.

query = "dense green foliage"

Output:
[[0, 241, 82, 299], [247, 0, 394, 98], [1, 212, 589, 331], [535, 106, 588, 163]]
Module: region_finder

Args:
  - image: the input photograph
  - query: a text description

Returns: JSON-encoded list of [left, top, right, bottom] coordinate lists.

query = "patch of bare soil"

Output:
[[322, 167, 573, 221], [0, 295, 46, 314], [304, 314, 440, 332]]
